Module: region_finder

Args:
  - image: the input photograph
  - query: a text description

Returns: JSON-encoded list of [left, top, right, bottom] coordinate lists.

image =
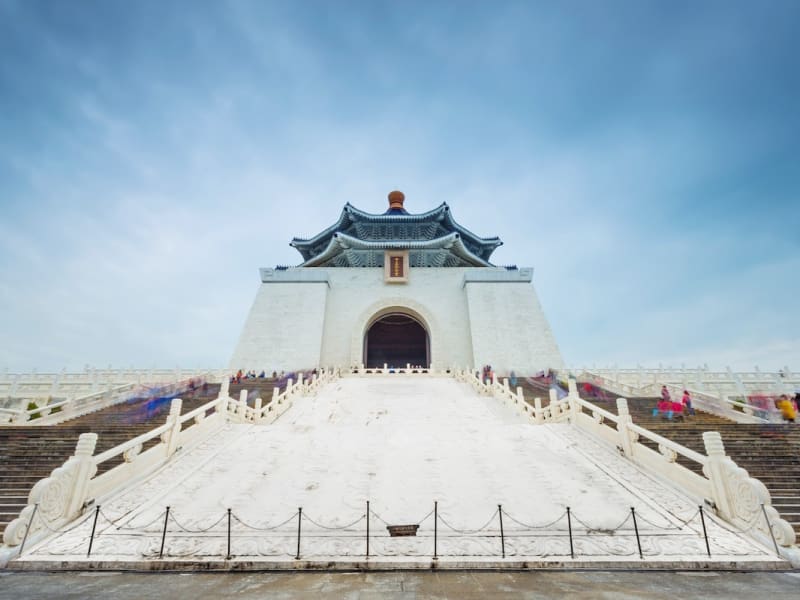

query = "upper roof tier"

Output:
[[290, 191, 503, 268]]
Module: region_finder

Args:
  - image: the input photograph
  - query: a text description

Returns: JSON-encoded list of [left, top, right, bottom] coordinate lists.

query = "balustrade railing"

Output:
[[1, 367, 339, 559], [460, 368, 797, 553]]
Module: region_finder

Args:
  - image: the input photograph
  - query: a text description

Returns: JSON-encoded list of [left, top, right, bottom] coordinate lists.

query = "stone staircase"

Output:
[[228, 378, 282, 405], [579, 390, 800, 537], [0, 383, 223, 533]]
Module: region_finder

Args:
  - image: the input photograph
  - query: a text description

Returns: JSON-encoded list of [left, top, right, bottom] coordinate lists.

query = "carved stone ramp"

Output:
[[11, 376, 789, 570]]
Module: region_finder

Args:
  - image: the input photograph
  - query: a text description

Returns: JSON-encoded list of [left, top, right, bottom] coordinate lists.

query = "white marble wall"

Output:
[[465, 278, 564, 374], [229, 279, 328, 372], [230, 267, 564, 373]]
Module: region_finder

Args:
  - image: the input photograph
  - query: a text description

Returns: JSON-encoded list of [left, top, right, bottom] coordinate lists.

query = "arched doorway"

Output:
[[364, 313, 429, 368]]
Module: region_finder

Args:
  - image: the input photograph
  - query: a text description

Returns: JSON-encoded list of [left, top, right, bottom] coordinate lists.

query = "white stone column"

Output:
[[165, 398, 183, 457], [65, 432, 98, 516], [615, 398, 634, 458], [534, 397, 544, 424], [702, 431, 734, 518], [254, 397, 262, 423]]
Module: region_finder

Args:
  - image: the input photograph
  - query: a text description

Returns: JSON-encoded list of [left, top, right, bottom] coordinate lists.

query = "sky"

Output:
[[0, 0, 798, 373]]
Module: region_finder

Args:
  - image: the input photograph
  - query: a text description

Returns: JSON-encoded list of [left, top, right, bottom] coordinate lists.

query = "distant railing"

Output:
[[570, 366, 799, 398], [572, 370, 775, 424], [0, 374, 219, 426]]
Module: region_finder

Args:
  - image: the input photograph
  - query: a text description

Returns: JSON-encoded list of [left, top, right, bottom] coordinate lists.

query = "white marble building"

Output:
[[230, 192, 563, 374]]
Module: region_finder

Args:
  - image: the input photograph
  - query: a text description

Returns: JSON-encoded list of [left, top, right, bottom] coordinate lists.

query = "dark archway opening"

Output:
[[364, 313, 429, 368]]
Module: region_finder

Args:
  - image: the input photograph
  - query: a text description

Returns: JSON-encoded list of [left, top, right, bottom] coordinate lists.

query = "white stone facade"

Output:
[[230, 266, 564, 374]]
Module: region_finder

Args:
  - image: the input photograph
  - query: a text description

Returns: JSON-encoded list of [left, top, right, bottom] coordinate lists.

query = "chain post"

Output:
[[498, 504, 505, 559], [566, 506, 574, 559], [159, 506, 170, 559], [18, 503, 39, 556], [698, 505, 711, 557], [433, 501, 438, 560], [226, 508, 232, 560], [630, 507, 643, 559], [295, 507, 302, 560], [87, 505, 101, 557]]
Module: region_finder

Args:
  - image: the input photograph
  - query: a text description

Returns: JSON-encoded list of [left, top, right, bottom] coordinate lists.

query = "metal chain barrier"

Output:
[[437, 509, 499, 534], [23, 501, 766, 561], [230, 510, 299, 532], [168, 510, 227, 533], [501, 510, 567, 530], [107, 508, 168, 531], [301, 512, 366, 531]]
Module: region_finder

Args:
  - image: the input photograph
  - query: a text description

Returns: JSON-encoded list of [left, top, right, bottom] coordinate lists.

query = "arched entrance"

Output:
[[364, 313, 430, 368]]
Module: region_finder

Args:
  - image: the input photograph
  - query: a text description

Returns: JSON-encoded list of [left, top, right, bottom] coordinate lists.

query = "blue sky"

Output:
[[0, 0, 798, 372]]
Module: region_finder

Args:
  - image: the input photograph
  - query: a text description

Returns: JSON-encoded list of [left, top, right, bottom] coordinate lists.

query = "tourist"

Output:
[[777, 395, 796, 422], [681, 390, 695, 416], [654, 397, 673, 419], [671, 400, 685, 420], [660, 385, 671, 403]]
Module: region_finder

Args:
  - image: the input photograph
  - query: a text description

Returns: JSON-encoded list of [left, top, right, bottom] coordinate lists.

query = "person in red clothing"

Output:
[[671, 400, 685, 419], [681, 390, 695, 416]]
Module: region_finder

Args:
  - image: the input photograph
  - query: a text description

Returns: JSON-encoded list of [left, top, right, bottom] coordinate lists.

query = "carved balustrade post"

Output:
[[615, 398, 634, 458], [165, 398, 183, 457], [254, 397, 262, 423], [701, 432, 734, 518], [66, 432, 99, 516], [548, 388, 559, 420], [534, 397, 544, 424], [567, 379, 579, 422], [217, 376, 230, 416]]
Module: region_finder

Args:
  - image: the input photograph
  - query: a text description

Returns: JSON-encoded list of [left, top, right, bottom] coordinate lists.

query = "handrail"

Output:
[[573, 396, 619, 423], [92, 422, 172, 466], [627, 422, 708, 465], [178, 398, 222, 424]]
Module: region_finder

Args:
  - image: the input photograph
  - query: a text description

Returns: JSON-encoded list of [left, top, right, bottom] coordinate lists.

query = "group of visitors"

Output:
[[653, 386, 695, 420], [230, 369, 276, 384], [481, 364, 495, 385]]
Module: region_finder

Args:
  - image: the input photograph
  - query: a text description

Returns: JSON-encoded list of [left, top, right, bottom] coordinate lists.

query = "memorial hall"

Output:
[[1, 192, 798, 573], [231, 191, 564, 374]]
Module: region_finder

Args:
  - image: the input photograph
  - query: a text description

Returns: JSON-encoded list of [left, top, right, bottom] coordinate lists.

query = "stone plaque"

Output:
[[384, 250, 409, 283], [386, 524, 419, 537]]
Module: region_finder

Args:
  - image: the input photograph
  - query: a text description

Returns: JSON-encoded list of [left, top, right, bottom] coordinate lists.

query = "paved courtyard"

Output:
[[2, 570, 800, 599]]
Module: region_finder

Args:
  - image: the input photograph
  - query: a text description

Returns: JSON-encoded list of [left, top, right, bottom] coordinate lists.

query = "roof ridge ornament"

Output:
[[388, 190, 405, 210]]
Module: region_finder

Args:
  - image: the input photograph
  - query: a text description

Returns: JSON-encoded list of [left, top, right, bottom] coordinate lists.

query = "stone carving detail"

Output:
[[592, 411, 604, 425], [726, 463, 796, 546], [123, 443, 143, 463], [702, 431, 796, 547], [2, 464, 75, 546], [658, 443, 677, 463]]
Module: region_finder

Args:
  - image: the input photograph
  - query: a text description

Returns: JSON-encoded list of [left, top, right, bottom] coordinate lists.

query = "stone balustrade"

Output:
[[3, 365, 795, 569], [0, 367, 340, 561], [0, 368, 228, 405], [573, 370, 784, 424], [471, 368, 796, 553], [0, 374, 219, 426]]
